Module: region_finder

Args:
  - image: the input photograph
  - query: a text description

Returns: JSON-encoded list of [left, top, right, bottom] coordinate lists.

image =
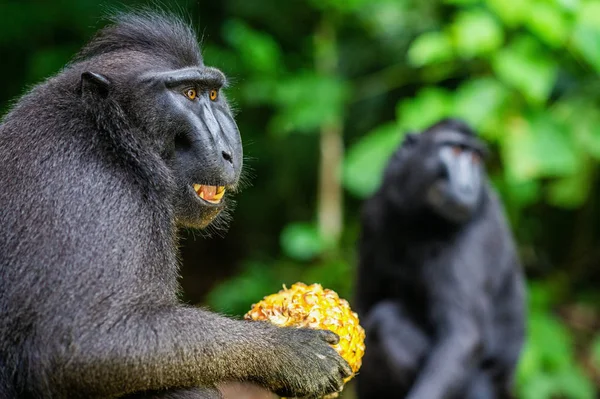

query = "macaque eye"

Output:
[[209, 89, 218, 101], [184, 88, 197, 100]]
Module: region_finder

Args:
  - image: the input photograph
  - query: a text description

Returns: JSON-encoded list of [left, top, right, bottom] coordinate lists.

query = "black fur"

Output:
[[0, 11, 351, 399], [355, 119, 526, 399]]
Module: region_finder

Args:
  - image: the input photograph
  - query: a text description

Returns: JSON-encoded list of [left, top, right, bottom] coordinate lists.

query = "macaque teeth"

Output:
[[192, 184, 225, 203], [213, 190, 225, 200]]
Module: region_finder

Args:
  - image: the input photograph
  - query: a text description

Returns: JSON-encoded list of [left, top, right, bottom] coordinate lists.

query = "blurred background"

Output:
[[1, 0, 599, 397]]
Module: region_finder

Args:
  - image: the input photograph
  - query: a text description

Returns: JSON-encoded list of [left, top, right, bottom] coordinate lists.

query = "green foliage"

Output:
[[572, 1, 600, 72], [280, 222, 323, 261], [592, 334, 600, 369], [517, 283, 596, 399], [453, 77, 508, 130], [343, 123, 403, 198], [270, 74, 350, 135], [450, 10, 504, 58], [222, 20, 283, 75], [408, 32, 454, 66], [397, 87, 454, 131], [207, 259, 354, 317], [206, 262, 281, 316], [492, 36, 557, 105]]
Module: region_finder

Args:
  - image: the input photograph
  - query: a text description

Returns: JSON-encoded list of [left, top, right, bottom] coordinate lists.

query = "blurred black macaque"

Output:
[[355, 119, 526, 399], [0, 11, 351, 399]]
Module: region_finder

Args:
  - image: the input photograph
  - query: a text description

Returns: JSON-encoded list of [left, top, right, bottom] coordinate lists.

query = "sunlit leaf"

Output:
[[572, 1, 600, 73], [555, 0, 580, 13], [525, 2, 570, 47], [485, 0, 531, 27], [408, 31, 454, 66], [572, 26, 600, 73], [451, 10, 504, 58], [343, 123, 403, 198], [280, 222, 323, 261], [492, 36, 557, 104]]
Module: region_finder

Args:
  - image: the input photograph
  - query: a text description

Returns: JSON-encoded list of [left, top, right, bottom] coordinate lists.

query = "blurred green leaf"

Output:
[[206, 262, 280, 316], [592, 334, 600, 369], [453, 78, 508, 129], [572, 25, 600, 73], [444, 0, 481, 4], [239, 77, 278, 105], [572, 1, 600, 73], [408, 31, 454, 66], [492, 36, 557, 104], [555, 96, 600, 160], [504, 179, 542, 208], [518, 373, 558, 399], [547, 160, 592, 209], [28, 47, 74, 83], [280, 222, 323, 261], [222, 20, 283, 75], [525, 2, 570, 47], [554, 368, 596, 399], [270, 73, 349, 135], [343, 123, 403, 198], [357, 0, 410, 39], [517, 281, 596, 399], [302, 259, 353, 299], [397, 87, 453, 131], [555, 0, 580, 13], [451, 10, 504, 58], [502, 113, 578, 182], [530, 312, 573, 369], [579, 127, 600, 161], [485, 0, 531, 27], [202, 45, 243, 76], [308, 0, 367, 13]]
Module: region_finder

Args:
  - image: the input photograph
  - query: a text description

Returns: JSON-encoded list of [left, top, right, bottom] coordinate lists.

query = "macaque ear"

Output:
[[80, 72, 111, 99]]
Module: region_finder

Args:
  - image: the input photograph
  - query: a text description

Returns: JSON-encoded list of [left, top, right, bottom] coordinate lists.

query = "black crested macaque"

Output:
[[0, 12, 351, 399], [355, 119, 526, 399]]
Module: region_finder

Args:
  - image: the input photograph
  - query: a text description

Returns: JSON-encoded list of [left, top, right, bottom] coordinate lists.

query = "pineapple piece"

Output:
[[245, 282, 366, 392]]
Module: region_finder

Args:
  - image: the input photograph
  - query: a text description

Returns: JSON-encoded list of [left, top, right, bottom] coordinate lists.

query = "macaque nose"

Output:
[[222, 150, 233, 165]]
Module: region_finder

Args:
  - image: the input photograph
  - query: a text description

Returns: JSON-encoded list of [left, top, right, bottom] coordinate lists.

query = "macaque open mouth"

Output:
[[192, 184, 226, 204]]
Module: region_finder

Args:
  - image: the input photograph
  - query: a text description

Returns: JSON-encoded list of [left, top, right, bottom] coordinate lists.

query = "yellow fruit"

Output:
[[244, 282, 366, 389]]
